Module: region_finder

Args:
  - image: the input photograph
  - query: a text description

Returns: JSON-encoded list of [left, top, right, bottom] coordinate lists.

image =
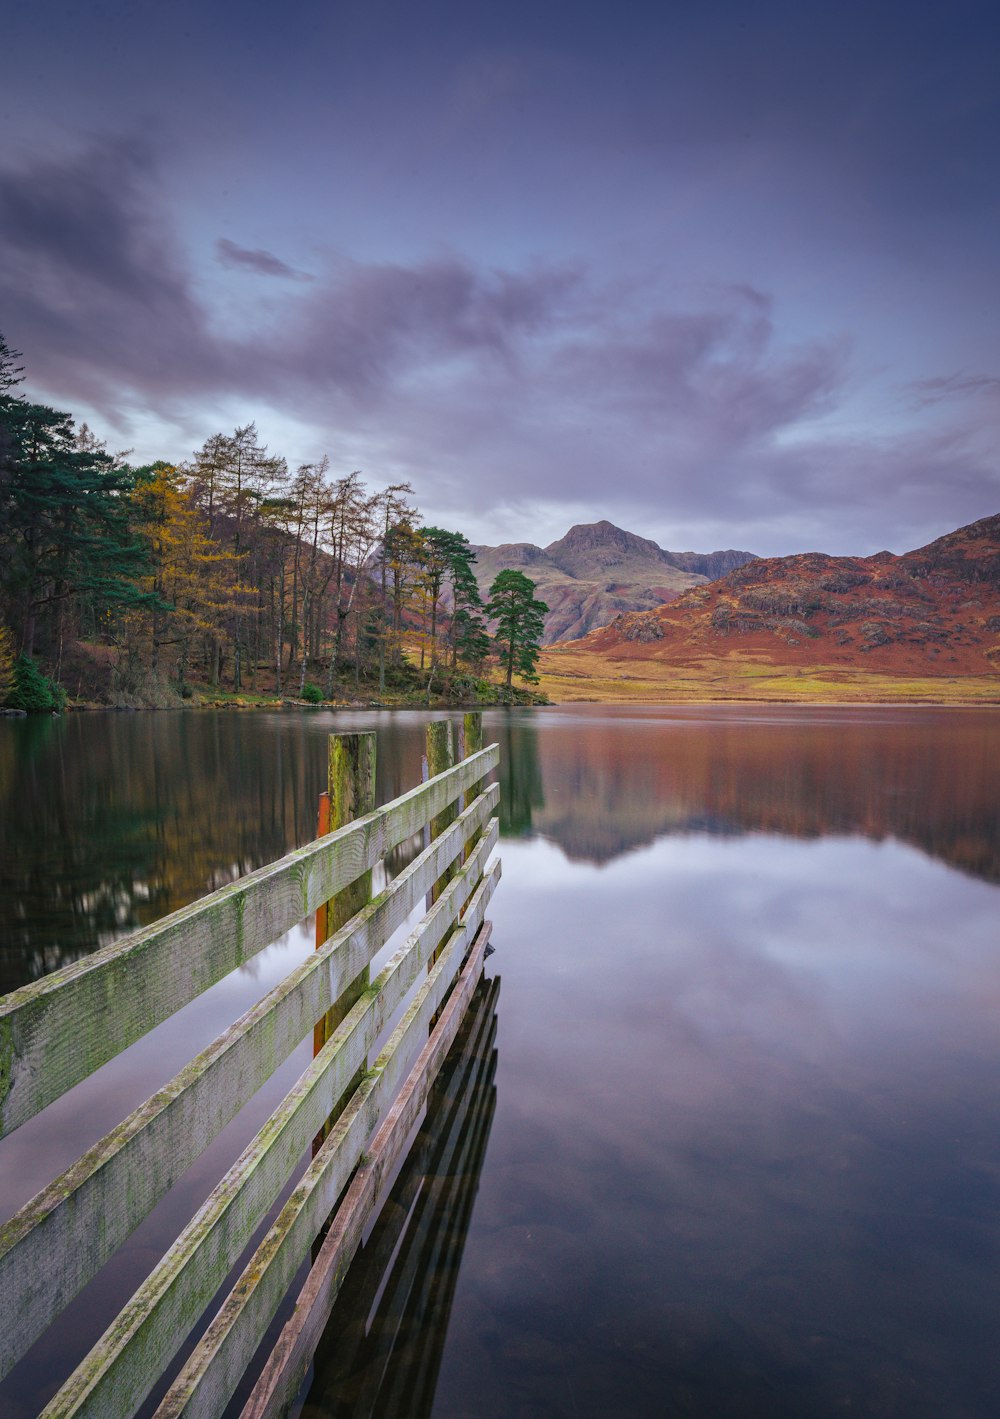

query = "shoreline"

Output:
[[7, 694, 994, 717]]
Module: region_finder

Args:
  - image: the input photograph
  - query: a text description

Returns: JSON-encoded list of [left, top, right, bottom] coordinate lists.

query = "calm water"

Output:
[[2, 705, 1000, 1418]]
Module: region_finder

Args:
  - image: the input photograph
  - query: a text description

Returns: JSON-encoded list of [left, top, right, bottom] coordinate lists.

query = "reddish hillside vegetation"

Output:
[[579, 514, 1000, 677]]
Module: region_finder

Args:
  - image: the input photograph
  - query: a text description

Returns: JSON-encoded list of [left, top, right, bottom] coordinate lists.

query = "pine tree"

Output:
[[486, 569, 548, 690], [0, 338, 152, 661]]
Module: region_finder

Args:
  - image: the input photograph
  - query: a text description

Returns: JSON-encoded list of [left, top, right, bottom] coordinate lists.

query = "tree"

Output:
[[0, 624, 14, 702], [324, 472, 382, 695], [0, 332, 24, 398], [0, 345, 152, 661], [185, 424, 286, 688], [6, 652, 66, 711], [382, 520, 425, 668], [128, 463, 249, 688], [415, 527, 490, 674], [372, 483, 415, 691], [486, 569, 548, 689]]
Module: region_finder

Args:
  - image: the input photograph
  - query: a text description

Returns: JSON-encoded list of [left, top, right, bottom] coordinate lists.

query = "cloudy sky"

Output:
[[2, 0, 998, 556]]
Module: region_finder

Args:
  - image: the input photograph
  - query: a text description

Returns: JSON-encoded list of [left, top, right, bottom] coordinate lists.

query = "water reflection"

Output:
[[495, 706, 1000, 881], [0, 711, 429, 993], [3, 707, 1000, 1417], [299, 975, 499, 1419], [3, 707, 999, 994], [429, 832, 1000, 1418], [495, 718, 545, 840]]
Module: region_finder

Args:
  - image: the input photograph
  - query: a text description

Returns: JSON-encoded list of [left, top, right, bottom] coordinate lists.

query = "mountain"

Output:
[[576, 513, 1000, 676], [472, 521, 757, 643]]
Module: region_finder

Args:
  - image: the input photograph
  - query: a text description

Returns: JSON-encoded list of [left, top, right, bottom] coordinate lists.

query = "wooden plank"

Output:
[[40, 859, 500, 1419], [299, 974, 499, 1384], [0, 743, 498, 1139], [342, 980, 498, 1333], [326, 983, 498, 1416], [159, 905, 496, 1419], [369, 1025, 496, 1419], [0, 798, 498, 1385], [243, 970, 498, 1419]]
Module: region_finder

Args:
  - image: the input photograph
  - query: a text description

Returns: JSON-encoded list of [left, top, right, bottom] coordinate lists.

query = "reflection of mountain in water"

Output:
[[4, 708, 998, 993], [301, 973, 499, 1419], [500, 712, 1000, 883]]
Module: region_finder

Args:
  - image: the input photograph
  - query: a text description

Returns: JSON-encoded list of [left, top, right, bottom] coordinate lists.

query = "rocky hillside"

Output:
[[472, 521, 756, 643], [580, 513, 1000, 675]]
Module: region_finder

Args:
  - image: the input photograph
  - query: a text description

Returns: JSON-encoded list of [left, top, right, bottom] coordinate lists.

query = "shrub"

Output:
[[7, 654, 67, 712], [302, 681, 324, 704]]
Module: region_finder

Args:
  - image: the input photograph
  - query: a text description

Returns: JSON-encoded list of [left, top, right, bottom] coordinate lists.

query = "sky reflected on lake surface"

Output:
[[2, 706, 999, 1417], [440, 823, 1000, 1417]]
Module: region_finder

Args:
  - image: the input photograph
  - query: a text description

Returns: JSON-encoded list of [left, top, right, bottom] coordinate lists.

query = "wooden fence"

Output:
[[0, 714, 500, 1419], [287, 972, 500, 1419]]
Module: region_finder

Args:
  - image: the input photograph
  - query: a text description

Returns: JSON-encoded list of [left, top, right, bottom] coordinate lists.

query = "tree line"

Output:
[[0, 335, 548, 708]]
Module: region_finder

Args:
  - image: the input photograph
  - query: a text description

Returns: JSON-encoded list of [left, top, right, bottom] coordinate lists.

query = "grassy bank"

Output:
[[538, 645, 1000, 704]]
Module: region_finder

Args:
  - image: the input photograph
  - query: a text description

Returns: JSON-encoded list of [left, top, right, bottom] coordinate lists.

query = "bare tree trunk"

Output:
[[298, 589, 310, 697]]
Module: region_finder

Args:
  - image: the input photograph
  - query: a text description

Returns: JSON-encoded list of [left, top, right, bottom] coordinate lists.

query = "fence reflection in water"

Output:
[[297, 974, 500, 1419]]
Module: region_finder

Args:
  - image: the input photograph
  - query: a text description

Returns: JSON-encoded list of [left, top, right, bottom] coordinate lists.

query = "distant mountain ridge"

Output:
[[577, 512, 1000, 675], [472, 520, 756, 643]]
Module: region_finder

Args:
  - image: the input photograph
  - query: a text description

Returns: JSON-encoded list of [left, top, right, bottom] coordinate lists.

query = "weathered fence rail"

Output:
[[0, 715, 500, 1419], [270, 973, 500, 1419]]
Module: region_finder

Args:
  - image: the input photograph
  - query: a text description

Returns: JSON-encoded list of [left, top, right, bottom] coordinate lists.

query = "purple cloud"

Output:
[[0, 139, 220, 409], [1, 136, 996, 556], [216, 238, 314, 282], [907, 372, 1000, 408], [0, 140, 579, 407]]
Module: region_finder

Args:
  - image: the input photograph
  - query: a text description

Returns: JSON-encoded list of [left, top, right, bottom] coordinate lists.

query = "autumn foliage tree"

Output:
[[127, 463, 250, 690], [0, 328, 503, 705]]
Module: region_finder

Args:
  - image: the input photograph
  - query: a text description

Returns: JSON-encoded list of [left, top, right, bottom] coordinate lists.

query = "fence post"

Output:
[[314, 733, 377, 1132], [425, 720, 455, 906], [313, 791, 331, 964], [462, 712, 484, 863]]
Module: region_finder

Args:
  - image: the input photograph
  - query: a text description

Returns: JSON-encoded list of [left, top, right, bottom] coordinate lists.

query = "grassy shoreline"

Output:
[[537, 646, 1000, 706]]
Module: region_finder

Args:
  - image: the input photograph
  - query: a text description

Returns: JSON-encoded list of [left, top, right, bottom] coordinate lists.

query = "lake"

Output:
[[2, 705, 1000, 1418]]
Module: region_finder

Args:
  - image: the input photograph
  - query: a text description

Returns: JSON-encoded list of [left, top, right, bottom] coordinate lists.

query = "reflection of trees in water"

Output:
[[5, 709, 997, 992], [302, 973, 499, 1419], [0, 716, 418, 993], [496, 715, 545, 838], [529, 715, 1000, 883]]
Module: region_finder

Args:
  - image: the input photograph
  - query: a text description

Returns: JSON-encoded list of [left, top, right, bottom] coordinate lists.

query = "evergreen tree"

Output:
[[442, 532, 489, 670], [6, 652, 66, 712], [418, 527, 491, 683], [486, 569, 548, 689], [0, 337, 153, 659]]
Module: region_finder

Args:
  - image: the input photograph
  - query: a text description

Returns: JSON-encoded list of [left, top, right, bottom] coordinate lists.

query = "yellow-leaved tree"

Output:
[[126, 463, 252, 691]]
